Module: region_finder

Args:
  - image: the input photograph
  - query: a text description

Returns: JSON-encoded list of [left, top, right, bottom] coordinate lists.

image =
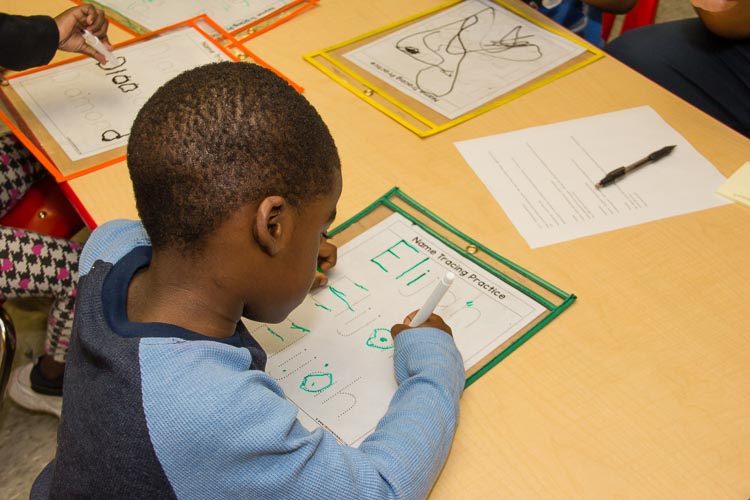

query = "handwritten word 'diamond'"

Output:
[[95, 57, 140, 143]]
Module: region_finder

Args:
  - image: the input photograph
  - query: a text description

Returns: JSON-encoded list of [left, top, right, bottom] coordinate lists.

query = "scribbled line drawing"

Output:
[[366, 328, 394, 350], [395, 6, 543, 97]]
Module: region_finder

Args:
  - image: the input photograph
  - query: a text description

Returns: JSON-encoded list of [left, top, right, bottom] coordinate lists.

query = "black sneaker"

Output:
[[29, 357, 64, 396]]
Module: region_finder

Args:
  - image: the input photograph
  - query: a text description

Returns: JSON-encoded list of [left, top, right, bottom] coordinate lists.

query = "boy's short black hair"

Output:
[[127, 62, 340, 253]]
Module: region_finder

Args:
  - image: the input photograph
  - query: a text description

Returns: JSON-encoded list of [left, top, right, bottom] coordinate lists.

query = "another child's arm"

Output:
[[54, 4, 113, 65], [0, 4, 111, 71]]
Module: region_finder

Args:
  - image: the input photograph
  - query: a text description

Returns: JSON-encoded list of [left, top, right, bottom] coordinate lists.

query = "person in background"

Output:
[[0, 4, 110, 417], [523, 0, 637, 47], [606, 0, 750, 138]]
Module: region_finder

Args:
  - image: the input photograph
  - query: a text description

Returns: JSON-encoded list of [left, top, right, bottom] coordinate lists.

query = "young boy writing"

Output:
[[31, 62, 465, 498]]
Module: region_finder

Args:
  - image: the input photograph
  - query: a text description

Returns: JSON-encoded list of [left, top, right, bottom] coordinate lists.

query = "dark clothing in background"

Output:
[[0, 13, 59, 70]]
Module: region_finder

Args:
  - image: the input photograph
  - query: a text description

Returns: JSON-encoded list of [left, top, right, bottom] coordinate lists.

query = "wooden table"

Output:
[[4, 1, 750, 497]]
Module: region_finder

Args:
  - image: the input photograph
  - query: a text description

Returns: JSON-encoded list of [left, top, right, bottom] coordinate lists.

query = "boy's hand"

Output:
[[311, 239, 337, 288], [0, 67, 7, 86], [391, 311, 453, 337], [55, 4, 112, 64]]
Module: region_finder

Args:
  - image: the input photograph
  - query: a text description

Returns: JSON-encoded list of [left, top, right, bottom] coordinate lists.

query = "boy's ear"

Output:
[[254, 196, 291, 256]]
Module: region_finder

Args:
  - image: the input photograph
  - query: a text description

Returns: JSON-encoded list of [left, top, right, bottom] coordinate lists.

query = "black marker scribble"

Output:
[[395, 7, 542, 98]]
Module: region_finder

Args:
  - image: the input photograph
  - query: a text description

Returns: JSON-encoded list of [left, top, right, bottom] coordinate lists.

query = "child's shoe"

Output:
[[7, 361, 62, 417]]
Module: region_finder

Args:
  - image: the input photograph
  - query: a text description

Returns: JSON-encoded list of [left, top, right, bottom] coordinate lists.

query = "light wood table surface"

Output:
[[4, 1, 750, 497]]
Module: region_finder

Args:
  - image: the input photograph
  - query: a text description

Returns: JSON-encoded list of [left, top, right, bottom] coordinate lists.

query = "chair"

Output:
[[602, 0, 660, 42], [0, 176, 85, 239]]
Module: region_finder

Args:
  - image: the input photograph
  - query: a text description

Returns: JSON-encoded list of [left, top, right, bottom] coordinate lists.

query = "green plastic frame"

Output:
[[329, 187, 577, 387]]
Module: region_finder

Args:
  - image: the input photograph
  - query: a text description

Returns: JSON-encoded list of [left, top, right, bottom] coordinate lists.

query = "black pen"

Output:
[[595, 145, 676, 189]]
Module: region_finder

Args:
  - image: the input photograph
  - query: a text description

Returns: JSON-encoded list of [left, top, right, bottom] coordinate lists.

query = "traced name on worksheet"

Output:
[[245, 212, 545, 446], [10, 28, 230, 161]]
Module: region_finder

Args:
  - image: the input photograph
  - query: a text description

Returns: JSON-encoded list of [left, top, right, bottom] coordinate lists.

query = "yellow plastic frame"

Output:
[[305, 0, 605, 137]]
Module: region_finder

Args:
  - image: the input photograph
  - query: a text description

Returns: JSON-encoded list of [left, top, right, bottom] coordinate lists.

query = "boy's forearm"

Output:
[[583, 0, 637, 14], [357, 328, 464, 497]]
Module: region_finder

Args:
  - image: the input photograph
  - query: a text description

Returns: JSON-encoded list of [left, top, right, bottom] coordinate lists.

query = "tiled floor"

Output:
[[1, 299, 59, 499], [0, 1, 696, 497]]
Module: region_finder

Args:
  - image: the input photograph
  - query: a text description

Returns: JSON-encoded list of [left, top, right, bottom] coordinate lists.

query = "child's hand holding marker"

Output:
[[312, 238, 338, 288], [391, 311, 453, 338], [391, 272, 456, 337], [81, 30, 118, 66], [54, 4, 113, 65]]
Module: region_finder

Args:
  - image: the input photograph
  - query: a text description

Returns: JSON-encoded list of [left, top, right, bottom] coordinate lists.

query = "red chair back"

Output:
[[0, 177, 84, 239]]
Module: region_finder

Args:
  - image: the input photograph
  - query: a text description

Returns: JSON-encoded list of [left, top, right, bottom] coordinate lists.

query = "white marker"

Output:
[[410, 272, 455, 327], [81, 29, 117, 66]]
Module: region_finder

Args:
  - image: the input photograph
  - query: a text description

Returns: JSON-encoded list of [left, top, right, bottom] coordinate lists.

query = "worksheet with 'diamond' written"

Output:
[[244, 212, 545, 446], [455, 106, 730, 248], [96, 0, 300, 31], [10, 28, 231, 161]]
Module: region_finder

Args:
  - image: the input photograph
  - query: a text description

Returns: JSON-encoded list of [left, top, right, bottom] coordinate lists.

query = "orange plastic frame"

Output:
[[0, 14, 302, 184]]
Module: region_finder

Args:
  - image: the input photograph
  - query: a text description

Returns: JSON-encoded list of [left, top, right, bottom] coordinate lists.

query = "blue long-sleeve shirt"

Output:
[[32, 220, 465, 499]]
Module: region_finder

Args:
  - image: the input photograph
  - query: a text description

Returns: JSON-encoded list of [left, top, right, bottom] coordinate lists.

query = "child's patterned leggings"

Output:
[[1, 133, 81, 362]]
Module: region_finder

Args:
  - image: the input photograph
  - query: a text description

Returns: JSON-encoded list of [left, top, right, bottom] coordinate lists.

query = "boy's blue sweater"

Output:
[[32, 220, 464, 499]]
